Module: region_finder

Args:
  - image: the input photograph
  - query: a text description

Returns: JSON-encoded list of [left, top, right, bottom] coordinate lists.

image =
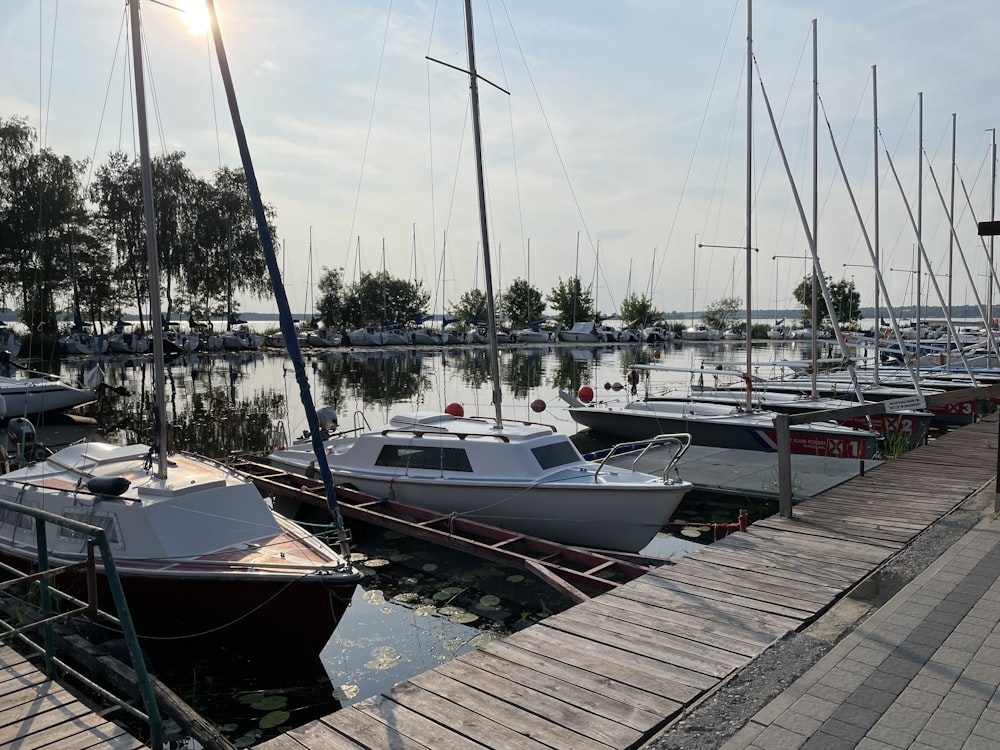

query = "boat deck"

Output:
[[0, 644, 147, 749], [254, 414, 999, 750]]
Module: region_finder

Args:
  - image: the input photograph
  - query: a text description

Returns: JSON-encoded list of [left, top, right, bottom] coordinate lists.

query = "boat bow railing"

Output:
[[591, 433, 692, 484]]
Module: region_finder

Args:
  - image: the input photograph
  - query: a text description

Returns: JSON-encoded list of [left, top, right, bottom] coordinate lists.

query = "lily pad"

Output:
[[363, 590, 386, 605], [247, 695, 287, 711], [332, 684, 359, 701], [438, 605, 466, 616], [422, 563, 439, 572], [478, 594, 501, 607], [680, 527, 703, 537], [449, 612, 478, 624], [506, 574, 525, 583], [259, 710, 290, 730], [415, 604, 437, 616], [364, 558, 390, 567]]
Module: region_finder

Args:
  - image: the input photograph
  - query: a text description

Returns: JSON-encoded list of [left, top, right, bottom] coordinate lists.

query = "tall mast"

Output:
[[463, 0, 503, 428], [128, 0, 168, 478], [744, 0, 753, 410], [872, 65, 880, 383], [947, 113, 956, 366], [810, 18, 818, 399], [917, 92, 923, 344]]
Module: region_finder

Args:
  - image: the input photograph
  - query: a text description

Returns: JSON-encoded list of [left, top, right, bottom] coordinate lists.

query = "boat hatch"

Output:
[[87, 476, 130, 496]]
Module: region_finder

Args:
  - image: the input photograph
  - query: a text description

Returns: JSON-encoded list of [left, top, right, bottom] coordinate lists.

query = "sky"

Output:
[[1, 0, 998, 323]]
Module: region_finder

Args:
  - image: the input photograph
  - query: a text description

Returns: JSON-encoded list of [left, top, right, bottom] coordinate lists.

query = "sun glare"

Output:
[[178, 0, 211, 37]]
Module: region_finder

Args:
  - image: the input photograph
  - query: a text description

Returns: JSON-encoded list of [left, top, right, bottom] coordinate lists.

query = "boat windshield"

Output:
[[531, 441, 581, 469]]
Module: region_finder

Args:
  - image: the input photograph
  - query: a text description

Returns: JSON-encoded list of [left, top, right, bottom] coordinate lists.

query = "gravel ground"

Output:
[[639, 484, 995, 750]]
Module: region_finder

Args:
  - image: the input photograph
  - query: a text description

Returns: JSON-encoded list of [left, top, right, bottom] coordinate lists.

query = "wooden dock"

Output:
[[0, 644, 146, 749], [257, 415, 999, 750]]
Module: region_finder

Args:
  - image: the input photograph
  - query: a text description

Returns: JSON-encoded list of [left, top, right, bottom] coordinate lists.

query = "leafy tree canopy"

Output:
[[701, 296, 742, 331], [547, 276, 595, 326], [448, 288, 488, 326], [618, 292, 661, 328], [501, 277, 545, 328], [792, 275, 862, 325]]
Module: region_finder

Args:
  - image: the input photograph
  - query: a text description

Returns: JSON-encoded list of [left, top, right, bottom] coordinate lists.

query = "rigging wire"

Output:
[[652, 0, 741, 301], [343, 0, 395, 271]]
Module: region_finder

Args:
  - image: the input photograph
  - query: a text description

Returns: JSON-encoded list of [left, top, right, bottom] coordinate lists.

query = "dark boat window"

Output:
[[375, 445, 473, 472], [531, 441, 580, 469]]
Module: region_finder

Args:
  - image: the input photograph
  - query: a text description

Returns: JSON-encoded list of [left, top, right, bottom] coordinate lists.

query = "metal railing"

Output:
[[0, 497, 162, 749]]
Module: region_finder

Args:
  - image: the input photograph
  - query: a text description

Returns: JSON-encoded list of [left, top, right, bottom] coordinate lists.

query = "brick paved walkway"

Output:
[[721, 516, 1000, 750]]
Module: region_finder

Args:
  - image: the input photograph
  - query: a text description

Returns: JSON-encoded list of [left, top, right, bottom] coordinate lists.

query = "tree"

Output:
[[316, 267, 347, 329], [618, 292, 660, 327], [448, 288, 488, 325], [792, 275, 861, 325], [341, 271, 429, 328], [547, 276, 595, 326], [501, 277, 545, 328], [701, 296, 742, 331], [1, 124, 90, 333]]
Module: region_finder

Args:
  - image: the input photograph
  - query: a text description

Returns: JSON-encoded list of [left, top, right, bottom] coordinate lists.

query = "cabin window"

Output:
[[531, 442, 580, 469], [375, 445, 473, 472], [0, 508, 33, 532], [58, 512, 120, 544]]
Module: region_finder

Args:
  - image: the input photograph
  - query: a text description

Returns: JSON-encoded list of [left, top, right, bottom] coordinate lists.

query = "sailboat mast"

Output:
[[204, 0, 350, 545], [917, 92, 923, 343], [872, 65, 880, 382], [744, 0, 753, 411], [810, 18, 818, 399], [463, 0, 503, 428], [128, 0, 168, 478]]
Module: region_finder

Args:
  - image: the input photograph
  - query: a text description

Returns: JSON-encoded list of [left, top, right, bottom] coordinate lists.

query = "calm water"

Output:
[[32, 337, 808, 746]]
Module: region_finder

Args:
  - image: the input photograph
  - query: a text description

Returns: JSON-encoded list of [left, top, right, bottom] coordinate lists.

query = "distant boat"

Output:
[[0, 372, 98, 418], [557, 321, 607, 343], [561, 390, 879, 459]]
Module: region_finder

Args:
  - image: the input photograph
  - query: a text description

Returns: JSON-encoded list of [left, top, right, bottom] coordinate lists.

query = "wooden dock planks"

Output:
[[257, 415, 1000, 750], [0, 644, 147, 749]]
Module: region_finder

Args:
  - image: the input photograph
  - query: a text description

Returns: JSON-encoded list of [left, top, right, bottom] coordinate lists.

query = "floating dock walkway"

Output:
[[255, 414, 999, 750], [0, 643, 146, 749]]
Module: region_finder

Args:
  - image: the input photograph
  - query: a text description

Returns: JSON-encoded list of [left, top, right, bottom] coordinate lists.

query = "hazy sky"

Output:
[[2, 0, 997, 322]]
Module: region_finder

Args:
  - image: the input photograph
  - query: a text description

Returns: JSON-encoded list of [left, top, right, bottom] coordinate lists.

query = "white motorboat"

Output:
[[270, 411, 692, 552]]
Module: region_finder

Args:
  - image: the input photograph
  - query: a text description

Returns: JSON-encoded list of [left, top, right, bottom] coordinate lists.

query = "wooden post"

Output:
[[776, 413, 793, 518], [978, 219, 1000, 512]]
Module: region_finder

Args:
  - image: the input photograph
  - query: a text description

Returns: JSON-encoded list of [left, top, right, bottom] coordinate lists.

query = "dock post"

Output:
[[776, 413, 793, 518]]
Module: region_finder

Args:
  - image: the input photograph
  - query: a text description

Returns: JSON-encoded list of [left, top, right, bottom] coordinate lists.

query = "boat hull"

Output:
[[0, 442, 361, 653], [569, 404, 877, 459], [269, 411, 692, 553], [0, 552, 357, 653]]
